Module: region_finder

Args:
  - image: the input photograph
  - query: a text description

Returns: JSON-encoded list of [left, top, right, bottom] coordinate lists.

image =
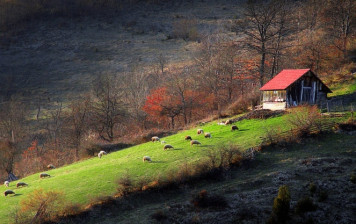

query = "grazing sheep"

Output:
[[160, 140, 167, 144], [47, 164, 56, 169], [197, 129, 204, 135], [231, 125, 239, 131], [185, 135, 192, 141], [204, 132, 212, 138], [143, 156, 152, 162], [217, 122, 226, 125], [4, 190, 15, 196], [16, 182, 28, 188], [98, 150, 107, 159], [4, 181, 9, 187], [190, 140, 201, 146], [225, 119, 233, 125], [40, 173, 51, 178], [151, 136, 160, 142], [163, 144, 174, 150]]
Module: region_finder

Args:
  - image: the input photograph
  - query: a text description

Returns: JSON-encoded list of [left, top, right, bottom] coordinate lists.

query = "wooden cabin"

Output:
[[260, 69, 332, 110]]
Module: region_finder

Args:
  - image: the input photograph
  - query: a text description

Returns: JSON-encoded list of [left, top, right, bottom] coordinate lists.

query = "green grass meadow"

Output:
[[0, 113, 345, 223]]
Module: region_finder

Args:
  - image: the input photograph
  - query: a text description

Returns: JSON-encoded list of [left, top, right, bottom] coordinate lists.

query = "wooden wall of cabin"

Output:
[[286, 74, 326, 107]]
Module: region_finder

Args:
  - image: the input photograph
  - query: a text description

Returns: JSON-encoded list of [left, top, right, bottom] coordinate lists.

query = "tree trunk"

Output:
[[260, 41, 266, 87]]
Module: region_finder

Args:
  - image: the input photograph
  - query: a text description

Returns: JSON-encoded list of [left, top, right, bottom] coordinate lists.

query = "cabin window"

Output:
[[263, 90, 286, 102]]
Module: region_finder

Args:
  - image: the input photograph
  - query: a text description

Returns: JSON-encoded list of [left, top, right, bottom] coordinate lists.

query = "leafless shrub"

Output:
[[117, 171, 134, 196], [286, 105, 322, 137], [190, 189, 228, 209], [13, 189, 65, 224], [206, 144, 242, 170], [172, 18, 199, 41]]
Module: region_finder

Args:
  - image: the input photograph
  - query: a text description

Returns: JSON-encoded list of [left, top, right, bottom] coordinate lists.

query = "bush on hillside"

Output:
[[286, 105, 322, 137], [14, 189, 65, 224], [190, 189, 228, 209], [318, 190, 328, 202], [172, 18, 199, 41], [117, 172, 134, 196], [267, 185, 291, 224], [309, 182, 317, 196], [151, 209, 168, 222], [295, 197, 317, 215]]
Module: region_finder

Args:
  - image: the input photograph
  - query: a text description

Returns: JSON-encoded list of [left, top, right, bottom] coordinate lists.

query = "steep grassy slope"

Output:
[[86, 132, 356, 224], [0, 114, 290, 223]]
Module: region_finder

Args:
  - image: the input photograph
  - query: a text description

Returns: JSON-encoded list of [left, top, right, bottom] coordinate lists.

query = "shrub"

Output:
[[295, 197, 317, 215], [190, 189, 228, 209], [268, 185, 291, 223], [318, 190, 328, 202], [286, 105, 322, 137], [117, 171, 134, 196], [206, 144, 242, 170], [172, 18, 199, 41], [60, 202, 82, 217], [150, 209, 168, 222], [14, 189, 64, 224], [350, 173, 356, 184], [309, 182, 317, 196]]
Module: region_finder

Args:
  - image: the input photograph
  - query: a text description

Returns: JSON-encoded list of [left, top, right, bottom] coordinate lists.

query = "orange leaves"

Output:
[[17, 188, 65, 223], [142, 87, 167, 118]]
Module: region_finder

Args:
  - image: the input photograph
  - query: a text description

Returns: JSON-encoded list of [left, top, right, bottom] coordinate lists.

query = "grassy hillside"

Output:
[[85, 132, 356, 224], [0, 114, 294, 223]]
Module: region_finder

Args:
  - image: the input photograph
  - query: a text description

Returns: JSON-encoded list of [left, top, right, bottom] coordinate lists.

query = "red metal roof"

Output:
[[260, 69, 311, 90]]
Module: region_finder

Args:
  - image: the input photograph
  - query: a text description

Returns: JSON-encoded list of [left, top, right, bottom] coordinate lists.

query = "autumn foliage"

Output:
[[14, 189, 65, 224]]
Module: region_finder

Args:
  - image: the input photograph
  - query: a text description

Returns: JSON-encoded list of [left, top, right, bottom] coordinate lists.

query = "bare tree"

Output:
[[121, 70, 152, 130], [0, 140, 18, 181], [195, 33, 225, 115], [91, 74, 127, 142], [235, 0, 290, 86], [67, 96, 91, 159], [0, 97, 28, 181], [324, 0, 355, 59], [45, 101, 64, 146], [0, 97, 28, 143]]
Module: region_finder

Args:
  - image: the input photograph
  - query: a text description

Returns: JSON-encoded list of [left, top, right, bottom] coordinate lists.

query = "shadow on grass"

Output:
[[238, 129, 249, 131], [12, 194, 23, 197], [151, 161, 165, 164], [202, 145, 215, 147]]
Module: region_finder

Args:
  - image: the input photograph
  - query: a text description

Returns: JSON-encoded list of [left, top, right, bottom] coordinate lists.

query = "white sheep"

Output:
[[4, 190, 15, 196], [151, 136, 160, 142], [160, 140, 167, 144], [47, 164, 56, 169], [225, 119, 233, 125], [98, 150, 107, 159], [197, 129, 204, 135], [16, 182, 28, 188], [4, 181, 9, 187], [190, 140, 201, 146], [217, 122, 226, 125], [163, 144, 174, 150], [204, 132, 212, 138], [143, 156, 152, 162], [40, 173, 51, 178]]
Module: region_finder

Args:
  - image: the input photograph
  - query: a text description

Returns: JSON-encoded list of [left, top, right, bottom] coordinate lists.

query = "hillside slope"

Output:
[[0, 0, 242, 103], [67, 133, 356, 224], [0, 113, 289, 223]]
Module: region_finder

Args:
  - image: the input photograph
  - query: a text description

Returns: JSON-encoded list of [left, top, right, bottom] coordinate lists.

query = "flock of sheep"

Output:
[[3, 164, 55, 196], [3, 119, 239, 196], [143, 120, 238, 163]]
